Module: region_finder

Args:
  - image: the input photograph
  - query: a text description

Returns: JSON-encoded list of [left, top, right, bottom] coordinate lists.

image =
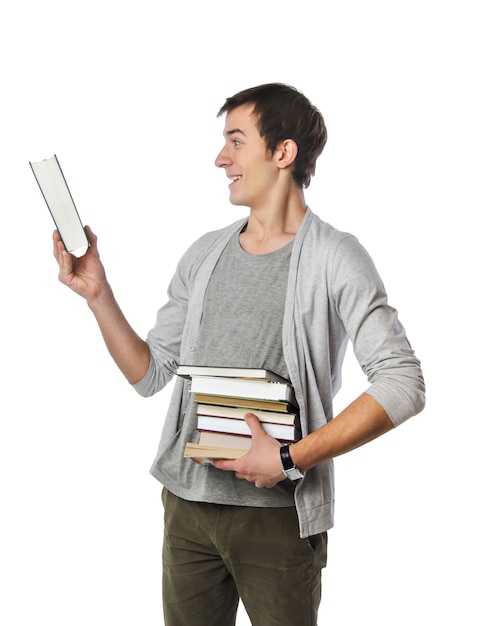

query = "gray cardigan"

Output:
[[133, 208, 425, 537]]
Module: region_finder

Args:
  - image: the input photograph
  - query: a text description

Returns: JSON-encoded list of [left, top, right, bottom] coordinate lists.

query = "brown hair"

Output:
[[217, 83, 327, 188]]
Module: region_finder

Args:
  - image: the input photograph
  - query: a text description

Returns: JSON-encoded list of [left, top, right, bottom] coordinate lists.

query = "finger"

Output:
[[52, 230, 63, 261], [211, 458, 237, 472], [84, 225, 99, 255], [235, 472, 254, 482], [190, 457, 207, 466], [57, 244, 74, 281]]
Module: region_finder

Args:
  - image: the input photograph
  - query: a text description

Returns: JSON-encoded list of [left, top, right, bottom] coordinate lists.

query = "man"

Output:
[[53, 83, 425, 625]]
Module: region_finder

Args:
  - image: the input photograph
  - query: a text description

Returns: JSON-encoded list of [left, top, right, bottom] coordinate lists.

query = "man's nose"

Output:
[[215, 145, 230, 168]]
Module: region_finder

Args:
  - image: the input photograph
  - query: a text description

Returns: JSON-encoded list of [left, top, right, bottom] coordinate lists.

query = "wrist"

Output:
[[280, 444, 304, 481], [87, 281, 114, 312]]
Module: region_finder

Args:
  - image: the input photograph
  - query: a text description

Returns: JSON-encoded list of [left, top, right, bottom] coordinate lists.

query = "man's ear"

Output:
[[275, 139, 298, 170]]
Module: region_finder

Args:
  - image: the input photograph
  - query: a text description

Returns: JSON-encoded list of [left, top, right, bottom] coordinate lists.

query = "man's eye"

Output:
[[232, 139, 241, 146]]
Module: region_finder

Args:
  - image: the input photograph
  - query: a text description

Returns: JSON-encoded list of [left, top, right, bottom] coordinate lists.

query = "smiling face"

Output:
[[215, 104, 280, 210]]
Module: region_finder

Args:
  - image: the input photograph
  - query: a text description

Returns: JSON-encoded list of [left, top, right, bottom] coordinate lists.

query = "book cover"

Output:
[[30, 154, 89, 254], [197, 415, 298, 442], [177, 365, 290, 384], [190, 375, 296, 404]]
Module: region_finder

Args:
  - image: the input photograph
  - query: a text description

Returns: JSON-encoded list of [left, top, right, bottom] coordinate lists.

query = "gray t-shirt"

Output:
[[196, 231, 291, 379], [165, 231, 297, 507]]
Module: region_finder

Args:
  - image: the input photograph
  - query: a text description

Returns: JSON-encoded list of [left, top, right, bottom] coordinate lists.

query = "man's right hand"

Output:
[[53, 225, 108, 302]]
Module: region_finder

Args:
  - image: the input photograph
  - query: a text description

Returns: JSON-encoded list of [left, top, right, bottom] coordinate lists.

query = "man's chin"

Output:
[[228, 193, 247, 208]]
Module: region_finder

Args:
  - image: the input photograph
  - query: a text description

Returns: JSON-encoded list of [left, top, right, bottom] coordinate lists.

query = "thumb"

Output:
[[244, 412, 266, 437]]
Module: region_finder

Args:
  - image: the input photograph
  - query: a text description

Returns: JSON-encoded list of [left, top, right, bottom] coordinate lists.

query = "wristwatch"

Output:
[[280, 444, 304, 481]]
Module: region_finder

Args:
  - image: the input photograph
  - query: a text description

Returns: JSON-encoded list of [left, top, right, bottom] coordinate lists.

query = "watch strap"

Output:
[[280, 444, 304, 480], [280, 444, 295, 470]]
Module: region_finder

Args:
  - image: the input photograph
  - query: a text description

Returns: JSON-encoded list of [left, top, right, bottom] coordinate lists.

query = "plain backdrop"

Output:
[[1, 1, 476, 624]]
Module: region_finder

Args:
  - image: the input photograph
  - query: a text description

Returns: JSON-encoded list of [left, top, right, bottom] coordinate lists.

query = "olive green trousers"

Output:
[[161, 488, 327, 626]]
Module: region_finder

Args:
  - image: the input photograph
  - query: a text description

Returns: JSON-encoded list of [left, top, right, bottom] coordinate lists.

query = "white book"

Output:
[[198, 431, 252, 450], [190, 375, 296, 404], [177, 365, 289, 384], [196, 403, 297, 426], [30, 154, 89, 255], [184, 431, 251, 461], [197, 415, 298, 442]]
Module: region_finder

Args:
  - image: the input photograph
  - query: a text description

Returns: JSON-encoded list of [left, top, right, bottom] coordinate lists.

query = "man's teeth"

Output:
[[230, 176, 241, 181]]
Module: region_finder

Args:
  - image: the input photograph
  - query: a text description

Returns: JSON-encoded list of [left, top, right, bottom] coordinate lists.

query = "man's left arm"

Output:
[[212, 392, 393, 488]]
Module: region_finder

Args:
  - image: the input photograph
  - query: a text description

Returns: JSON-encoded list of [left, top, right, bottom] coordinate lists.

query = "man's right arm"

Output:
[[53, 226, 150, 384]]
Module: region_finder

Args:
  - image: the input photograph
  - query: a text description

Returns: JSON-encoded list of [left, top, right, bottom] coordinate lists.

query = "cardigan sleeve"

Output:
[[132, 250, 192, 398], [331, 236, 425, 426]]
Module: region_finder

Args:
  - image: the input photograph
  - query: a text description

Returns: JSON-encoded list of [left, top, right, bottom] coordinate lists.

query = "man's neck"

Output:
[[240, 188, 307, 255]]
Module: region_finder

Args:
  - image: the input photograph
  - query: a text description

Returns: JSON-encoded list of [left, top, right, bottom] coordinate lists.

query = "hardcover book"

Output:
[[193, 393, 294, 413], [197, 415, 298, 442], [196, 403, 297, 426], [177, 365, 290, 383], [184, 431, 250, 460], [189, 375, 296, 404], [30, 154, 89, 255]]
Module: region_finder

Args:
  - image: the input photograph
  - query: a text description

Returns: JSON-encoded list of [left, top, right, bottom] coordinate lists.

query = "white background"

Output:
[[1, 1, 476, 624]]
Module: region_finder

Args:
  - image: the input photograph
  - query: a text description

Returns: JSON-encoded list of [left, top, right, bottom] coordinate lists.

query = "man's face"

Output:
[[215, 104, 279, 209]]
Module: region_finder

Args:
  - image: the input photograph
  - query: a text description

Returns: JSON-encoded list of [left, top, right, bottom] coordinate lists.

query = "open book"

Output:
[[30, 154, 89, 255]]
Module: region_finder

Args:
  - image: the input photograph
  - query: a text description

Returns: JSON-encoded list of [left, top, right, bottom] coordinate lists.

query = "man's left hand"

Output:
[[211, 413, 286, 488]]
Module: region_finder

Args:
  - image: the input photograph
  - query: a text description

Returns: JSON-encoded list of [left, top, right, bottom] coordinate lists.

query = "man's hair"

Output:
[[217, 83, 327, 188]]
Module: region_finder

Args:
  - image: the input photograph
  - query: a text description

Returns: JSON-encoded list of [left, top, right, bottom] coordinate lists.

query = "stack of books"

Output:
[[178, 365, 300, 460]]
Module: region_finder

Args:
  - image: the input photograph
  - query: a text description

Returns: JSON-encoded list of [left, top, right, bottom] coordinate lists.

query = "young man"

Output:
[[53, 83, 425, 625]]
